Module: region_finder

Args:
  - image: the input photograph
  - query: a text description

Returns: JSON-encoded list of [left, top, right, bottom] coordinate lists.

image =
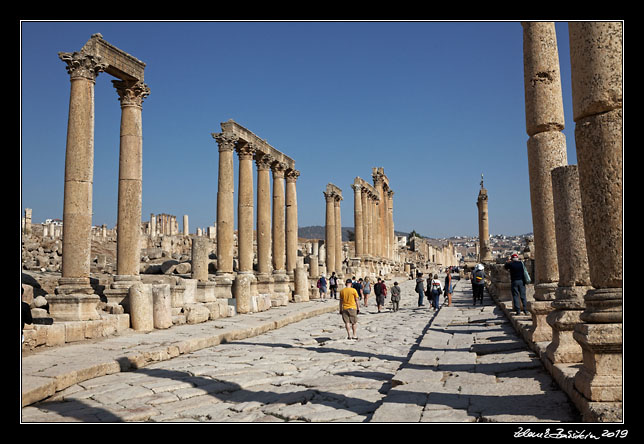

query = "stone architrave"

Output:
[[546, 165, 591, 364], [569, 21, 623, 405], [521, 22, 568, 343]]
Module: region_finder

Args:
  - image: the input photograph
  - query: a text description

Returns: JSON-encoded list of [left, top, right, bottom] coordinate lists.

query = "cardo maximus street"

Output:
[[22, 24, 623, 424]]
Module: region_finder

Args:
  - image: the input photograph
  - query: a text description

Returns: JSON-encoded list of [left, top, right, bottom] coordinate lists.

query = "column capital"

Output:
[[372, 171, 385, 186], [351, 183, 362, 194], [271, 160, 287, 178], [212, 132, 239, 152], [59, 51, 108, 81], [285, 168, 300, 182], [323, 191, 337, 202], [255, 152, 274, 171], [235, 141, 256, 159], [112, 79, 150, 108]]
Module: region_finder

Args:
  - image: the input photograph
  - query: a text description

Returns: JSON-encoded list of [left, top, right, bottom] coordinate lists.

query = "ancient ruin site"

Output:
[[21, 23, 623, 426]]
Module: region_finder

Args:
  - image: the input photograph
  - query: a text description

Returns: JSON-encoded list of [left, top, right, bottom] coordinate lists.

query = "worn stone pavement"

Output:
[[21, 277, 581, 423]]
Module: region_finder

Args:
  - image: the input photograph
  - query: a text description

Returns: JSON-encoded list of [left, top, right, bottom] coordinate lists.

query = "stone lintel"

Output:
[[220, 119, 295, 169], [81, 33, 145, 82]]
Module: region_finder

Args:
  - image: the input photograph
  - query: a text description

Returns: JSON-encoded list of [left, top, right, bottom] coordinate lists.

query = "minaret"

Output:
[[477, 174, 493, 262]]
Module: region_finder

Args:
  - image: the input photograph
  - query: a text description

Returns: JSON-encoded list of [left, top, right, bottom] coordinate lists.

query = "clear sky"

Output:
[[20, 20, 578, 238]]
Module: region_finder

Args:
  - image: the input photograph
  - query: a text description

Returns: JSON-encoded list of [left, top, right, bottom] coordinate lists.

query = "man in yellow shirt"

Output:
[[339, 278, 360, 340]]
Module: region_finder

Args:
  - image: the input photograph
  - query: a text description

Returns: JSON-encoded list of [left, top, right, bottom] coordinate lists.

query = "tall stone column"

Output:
[[546, 165, 591, 364], [334, 195, 343, 277], [324, 190, 336, 274], [53, 51, 107, 321], [212, 132, 237, 275], [255, 153, 273, 293], [183, 215, 189, 235], [388, 190, 395, 260], [113, 79, 149, 281], [569, 22, 623, 405], [236, 141, 256, 274], [351, 182, 364, 257], [477, 175, 493, 262], [360, 187, 369, 257], [271, 161, 289, 304], [372, 171, 384, 258], [522, 21, 568, 342], [285, 168, 300, 276]]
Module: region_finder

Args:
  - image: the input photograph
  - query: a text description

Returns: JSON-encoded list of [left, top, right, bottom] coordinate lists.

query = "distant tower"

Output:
[[477, 174, 493, 262]]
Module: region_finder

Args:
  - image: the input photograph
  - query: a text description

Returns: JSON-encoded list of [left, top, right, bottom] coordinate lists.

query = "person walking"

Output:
[[471, 264, 485, 305], [352, 278, 364, 302], [317, 274, 327, 299], [374, 278, 387, 313], [428, 274, 443, 310], [339, 278, 360, 340], [390, 281, 401, 312], [415, 272, 426, 307], [504, 253, 529, 315], [329, 272, 339, 299], [444, 267, 453, 307], [362, 277, 371, 307]]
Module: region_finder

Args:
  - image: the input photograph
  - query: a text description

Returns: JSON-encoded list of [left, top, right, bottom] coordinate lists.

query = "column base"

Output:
[[271, 271, 290, 306], [573, 322, 622, 402], [47, 293, 101, 322], [103, 275, 141, 311], [527, 299, 555, 343], [233, 272, 256, 314], [195, 281, 216, 303], [213, 273, 234, 299]]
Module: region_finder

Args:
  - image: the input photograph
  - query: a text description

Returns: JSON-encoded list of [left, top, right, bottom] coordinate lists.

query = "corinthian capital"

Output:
[[112, 80, 150, 107], [58, 51, 108, 81], [235, 141, 257, 159], [212, 132, 239, 152], [255, 152, 274, 171], [285, 168, 300, 182]]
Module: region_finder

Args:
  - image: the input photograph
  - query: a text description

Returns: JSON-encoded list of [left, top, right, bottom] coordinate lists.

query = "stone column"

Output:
[[324, 190, 336, 274], [23, 208, 32, 234], [360, 187, 369, 257], [113, 79, 149, 282], [256, 153, 274, 293], [388, 190, 395, 260], [191, 236, 210, 282], [545, 165, 592, 364], [150, 213, 156, 237], [236, 141, 256, 274], [183, 215, 189, 235], [212, 132, 237, 275], [372, 172, 384, 258], [522, 21, 568, 342], [52, 51, 107, 320], [271, 161, 289, 304], [334, 194, 343, 277], [569, 21, 623, 404], [477, 176, 493, 262], [351, 182, 364, 257], [285, 168, 300, 276]]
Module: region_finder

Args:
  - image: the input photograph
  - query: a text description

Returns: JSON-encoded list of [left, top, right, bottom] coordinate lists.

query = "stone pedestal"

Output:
[[152, 284, 172, 329], [48, 293, 100, 322], [271, 272, 290, 306], [213, 273, 234, 300], [294, 266, 309, 302], [233, 273, 254, 314], [129, 283, 153, 332]]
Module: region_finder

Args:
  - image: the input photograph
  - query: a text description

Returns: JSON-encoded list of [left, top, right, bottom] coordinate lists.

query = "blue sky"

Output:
[[20, 21, 577, 238]]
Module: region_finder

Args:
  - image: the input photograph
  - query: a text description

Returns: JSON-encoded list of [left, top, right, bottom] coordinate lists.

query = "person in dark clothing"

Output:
[[374, 278, 387, 313], [415, 273, 426, 307], [21, 287, 33, 344], [504, 253, 528, 315], [471, 264, 485, 305]]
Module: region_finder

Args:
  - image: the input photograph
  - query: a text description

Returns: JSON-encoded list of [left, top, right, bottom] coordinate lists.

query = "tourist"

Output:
[[444, 267, 453, 307], [362, 277, 371, 307], [21, 287, 32, 344], [471, 264, 485, 305], [428, 274, 443, 310], [390, 281, 401, 312], [415, 272, 426, 307], [339, 278, 360, 340], [352, 277, 364, 302], [504, 253, 528, 315], [329, 272, 338, 299], [374, 278, 387, 313], [317, 274, 327, 299]]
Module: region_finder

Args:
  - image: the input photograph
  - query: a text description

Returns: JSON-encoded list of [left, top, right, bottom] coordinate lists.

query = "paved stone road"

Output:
[[21, 277, 580, 423]]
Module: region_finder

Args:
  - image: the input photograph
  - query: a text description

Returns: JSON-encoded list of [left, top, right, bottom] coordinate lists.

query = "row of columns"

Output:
[[212, 131, 300, 298], [52, 46, 149, 321], [521, 22, 622, 406]]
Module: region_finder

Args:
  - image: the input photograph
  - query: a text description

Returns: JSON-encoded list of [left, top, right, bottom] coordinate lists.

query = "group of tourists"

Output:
[[414, 268, 455, 310]]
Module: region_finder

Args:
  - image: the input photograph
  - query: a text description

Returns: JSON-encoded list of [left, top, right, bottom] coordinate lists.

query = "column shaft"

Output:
[[256, 154, 273, 275], [352, 184, 363, 257], [324, 193, 336, 273], [334, 197, 342, 275], [285, 169, 300, 274], [272, 163, 286, 273], [213, 132, 237, 274], [236, 142, 255, 273]]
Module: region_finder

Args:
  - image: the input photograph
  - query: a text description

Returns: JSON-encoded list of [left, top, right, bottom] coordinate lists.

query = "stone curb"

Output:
[[21, 299, 339, 407]]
